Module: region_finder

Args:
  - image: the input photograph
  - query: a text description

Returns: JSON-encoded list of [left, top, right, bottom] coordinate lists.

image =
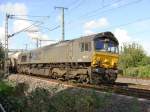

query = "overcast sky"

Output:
[[0, 0, 150, 55]]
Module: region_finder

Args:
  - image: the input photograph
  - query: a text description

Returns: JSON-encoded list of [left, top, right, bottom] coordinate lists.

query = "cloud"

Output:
[[114, 28, 131, 45], [0, 3, 29, 43], [142, 42, 150, 56], [0, 2, 53, 48], [114, 28, 150, 55], [84, 17, 109, 30], [111, 3, 119, 8], [132, 38, 150, 56], [13, 19, 30, 32], [27, 32, 48, 40], [83, 17, 109, 35], [84, 30, 95, 35], [0, 3, 27, 15], [27, 32, 56, 46]]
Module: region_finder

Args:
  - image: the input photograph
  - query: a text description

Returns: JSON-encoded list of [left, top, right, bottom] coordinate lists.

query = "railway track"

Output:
[[69, 82, 150, 100], [14, 74, 150, 100]]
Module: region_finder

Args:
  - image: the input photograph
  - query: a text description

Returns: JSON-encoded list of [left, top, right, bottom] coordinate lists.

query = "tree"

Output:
[[119, 42, 146, 69], [0, 43, 4, 70], [0, 46, 4, 60]]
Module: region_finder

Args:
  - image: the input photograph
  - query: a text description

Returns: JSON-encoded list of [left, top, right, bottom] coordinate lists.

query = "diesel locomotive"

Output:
[[17, 31, 119, 84]]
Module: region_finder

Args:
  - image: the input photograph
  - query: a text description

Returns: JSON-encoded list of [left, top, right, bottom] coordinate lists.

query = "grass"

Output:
[[122, 65, 150, 78]]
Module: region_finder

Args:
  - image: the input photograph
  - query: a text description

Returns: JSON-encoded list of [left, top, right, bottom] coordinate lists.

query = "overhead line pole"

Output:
[[4, 14, 44, 75], [55, 7, 68, 41], [36, 38, 39, 48], [4, 14, 9, 75]]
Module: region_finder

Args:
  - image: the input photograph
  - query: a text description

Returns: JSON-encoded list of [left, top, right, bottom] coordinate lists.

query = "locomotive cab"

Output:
[[91, 32, 119, 83]]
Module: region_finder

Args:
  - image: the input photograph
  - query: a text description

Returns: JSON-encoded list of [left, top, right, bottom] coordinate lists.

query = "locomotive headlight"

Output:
[[93, 60, 100, 67], [92, 58, 100, 67]]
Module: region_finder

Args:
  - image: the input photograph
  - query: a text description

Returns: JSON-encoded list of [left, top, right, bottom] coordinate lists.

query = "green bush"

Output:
[[25, 87, 56, 112], [0, 82, 28, 112], [51, 89, 112, 112], [0, 70, 5, 81], [119, 42, 150, 78], [138, 65, 150, 78], [123, 65, 150, 78], [0, 81, 14, 94], [0, 82, 145, 112], [123, 68, 138, 77], [119, 42, 146, 69]]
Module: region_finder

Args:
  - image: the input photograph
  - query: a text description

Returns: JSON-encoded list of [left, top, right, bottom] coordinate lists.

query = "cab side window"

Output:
[[85, 43, 89, 51], [80, 42, 84, 52], [80, 42, 91, 52]]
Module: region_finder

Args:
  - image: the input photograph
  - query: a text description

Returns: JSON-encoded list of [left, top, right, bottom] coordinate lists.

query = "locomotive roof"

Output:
[[30, 31, 118, 52], [78, 31, 119, 44]]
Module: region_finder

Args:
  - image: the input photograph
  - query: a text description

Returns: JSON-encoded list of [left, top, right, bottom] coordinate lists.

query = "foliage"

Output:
[[25, 87, 56, 112], [124, 65, 150, 78], [0, 82, 113, 112], [0, 81, 146, 112], [0, 70, 5, 81], [0, 81, 14, 94], [0, 82, 28, 112], [0, 82, 56, 112], [50, 89, 112, 112], [119, 42, 146, 69], [119, 42, 150, 78], [139, 56, 150, 66], [0, 45, 4, 79], [0, 45, 4, 61]]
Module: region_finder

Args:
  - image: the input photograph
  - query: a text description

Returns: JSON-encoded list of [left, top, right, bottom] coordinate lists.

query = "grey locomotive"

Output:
[[17, 31, 119, 84]]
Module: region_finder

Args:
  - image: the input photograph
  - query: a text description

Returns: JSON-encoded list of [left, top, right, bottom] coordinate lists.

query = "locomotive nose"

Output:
[[92, 52, 119, 69]]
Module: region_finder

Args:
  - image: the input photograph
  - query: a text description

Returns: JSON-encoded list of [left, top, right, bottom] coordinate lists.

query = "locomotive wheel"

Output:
[[91, 73, 103, 84], [77, 74, 90, 84], [84, 77, 90, 84], [52, 72, 58, 79], [103, 73, 117, 84]]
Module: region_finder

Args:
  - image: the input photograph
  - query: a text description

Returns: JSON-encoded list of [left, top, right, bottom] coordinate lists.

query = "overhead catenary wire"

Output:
[[85, 0, 142, 18], [101, 16, 150, 31], [8, 14, 56, 35], [66, 0, 80, 8], [8, 22, 43, 37], [9, 16, 43, 24], [66, 16, 150, 39], [66, 0, 142, 27], [10, 15, 50, 18], [66, 0, 122, 24], [68, 0, 84, 12], [79, 0, 122, 18], [35, 24, 60, 32]]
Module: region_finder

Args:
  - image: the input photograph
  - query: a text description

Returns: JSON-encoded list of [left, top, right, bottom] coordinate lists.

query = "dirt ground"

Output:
[[116, 77, 150, 86]]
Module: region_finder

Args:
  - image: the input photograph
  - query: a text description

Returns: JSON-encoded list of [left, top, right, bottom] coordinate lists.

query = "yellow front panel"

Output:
[[92, 52, 119, 69]]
